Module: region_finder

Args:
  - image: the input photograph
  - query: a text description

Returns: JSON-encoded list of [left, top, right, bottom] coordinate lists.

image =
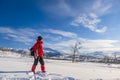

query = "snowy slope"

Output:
[[1, 50, 120, 80]]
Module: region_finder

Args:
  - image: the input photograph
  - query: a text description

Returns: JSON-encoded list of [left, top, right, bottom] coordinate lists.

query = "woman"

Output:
[[31, 36, 46, 73]]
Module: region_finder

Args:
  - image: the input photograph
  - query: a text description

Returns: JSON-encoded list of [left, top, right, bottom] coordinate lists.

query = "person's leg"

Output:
[[31, 57, 39, 73], [39, 57, 46, 72]]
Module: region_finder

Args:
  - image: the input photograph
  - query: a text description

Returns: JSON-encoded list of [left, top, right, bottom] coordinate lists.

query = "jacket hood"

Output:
[[37, 40, 43, 44]]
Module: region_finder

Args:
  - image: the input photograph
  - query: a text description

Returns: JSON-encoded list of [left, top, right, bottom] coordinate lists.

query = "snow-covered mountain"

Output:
[[1, 47, 120, 62], [87, 51, 120, 58], [11, 48, 30, 55], [86, 51, 105, 59], [44, 48, 63, 57], [0, 47, 64, 58]]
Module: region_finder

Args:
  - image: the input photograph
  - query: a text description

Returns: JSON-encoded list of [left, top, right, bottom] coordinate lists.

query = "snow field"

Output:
[[0, 54, 120, 80]]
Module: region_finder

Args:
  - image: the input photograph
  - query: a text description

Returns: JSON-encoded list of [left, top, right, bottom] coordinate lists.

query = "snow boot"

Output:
[[41, 65, 46, 73], [31, 65, 36, 74]]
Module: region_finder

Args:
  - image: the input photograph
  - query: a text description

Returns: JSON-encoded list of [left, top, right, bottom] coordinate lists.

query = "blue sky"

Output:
[[0, 0, 120, 53]]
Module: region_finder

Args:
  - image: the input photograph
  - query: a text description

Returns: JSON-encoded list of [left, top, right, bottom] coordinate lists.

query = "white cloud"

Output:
[[0, 27, 37, 45], [7, 34, 18, 38], [79, 39, 120, 53], [44, 29, 77, 38], [45, 39, 76, 53], [82, 39, 118, 48], [44, 34, 62, 41], [95, 27, 107, 33], [0, 27, 15, 34], [18, 28, 37, 36], [71, 13, 107, 33], [92, 0, 112, 15], [41, 0, 75, 17]]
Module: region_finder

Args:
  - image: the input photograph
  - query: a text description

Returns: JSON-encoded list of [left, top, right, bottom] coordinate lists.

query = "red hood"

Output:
[[37, 40, 43, 44]]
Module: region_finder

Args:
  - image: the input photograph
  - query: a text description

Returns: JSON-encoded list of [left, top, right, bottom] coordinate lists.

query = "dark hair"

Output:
[[37, 36, 43, 40]]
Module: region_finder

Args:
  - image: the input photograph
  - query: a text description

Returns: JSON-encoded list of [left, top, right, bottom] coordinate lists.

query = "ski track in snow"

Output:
[[1, 53, 120, 80]]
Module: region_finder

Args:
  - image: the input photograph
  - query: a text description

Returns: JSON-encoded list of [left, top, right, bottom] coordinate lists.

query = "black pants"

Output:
[[33, 57, 44, 66]]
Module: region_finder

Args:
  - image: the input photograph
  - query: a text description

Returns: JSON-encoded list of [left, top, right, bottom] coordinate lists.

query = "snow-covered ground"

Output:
[[1, 51, 120, 80]]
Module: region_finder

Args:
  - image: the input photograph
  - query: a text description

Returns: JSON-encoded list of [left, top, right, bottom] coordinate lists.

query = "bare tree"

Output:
[[71, 41, 81, 63], [113, 53, 117, 63], [103, 55, 110, 63]]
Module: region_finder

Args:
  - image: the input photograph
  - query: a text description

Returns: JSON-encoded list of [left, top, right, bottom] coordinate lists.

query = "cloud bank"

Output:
[[44, 29, 77, 38], [46, 38, 120, 54], [0, 27, 120, 54], [0, 27, 37, 45]]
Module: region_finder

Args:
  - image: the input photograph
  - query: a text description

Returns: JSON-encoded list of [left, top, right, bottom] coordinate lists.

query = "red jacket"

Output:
[[33, 40, 44, 57]]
